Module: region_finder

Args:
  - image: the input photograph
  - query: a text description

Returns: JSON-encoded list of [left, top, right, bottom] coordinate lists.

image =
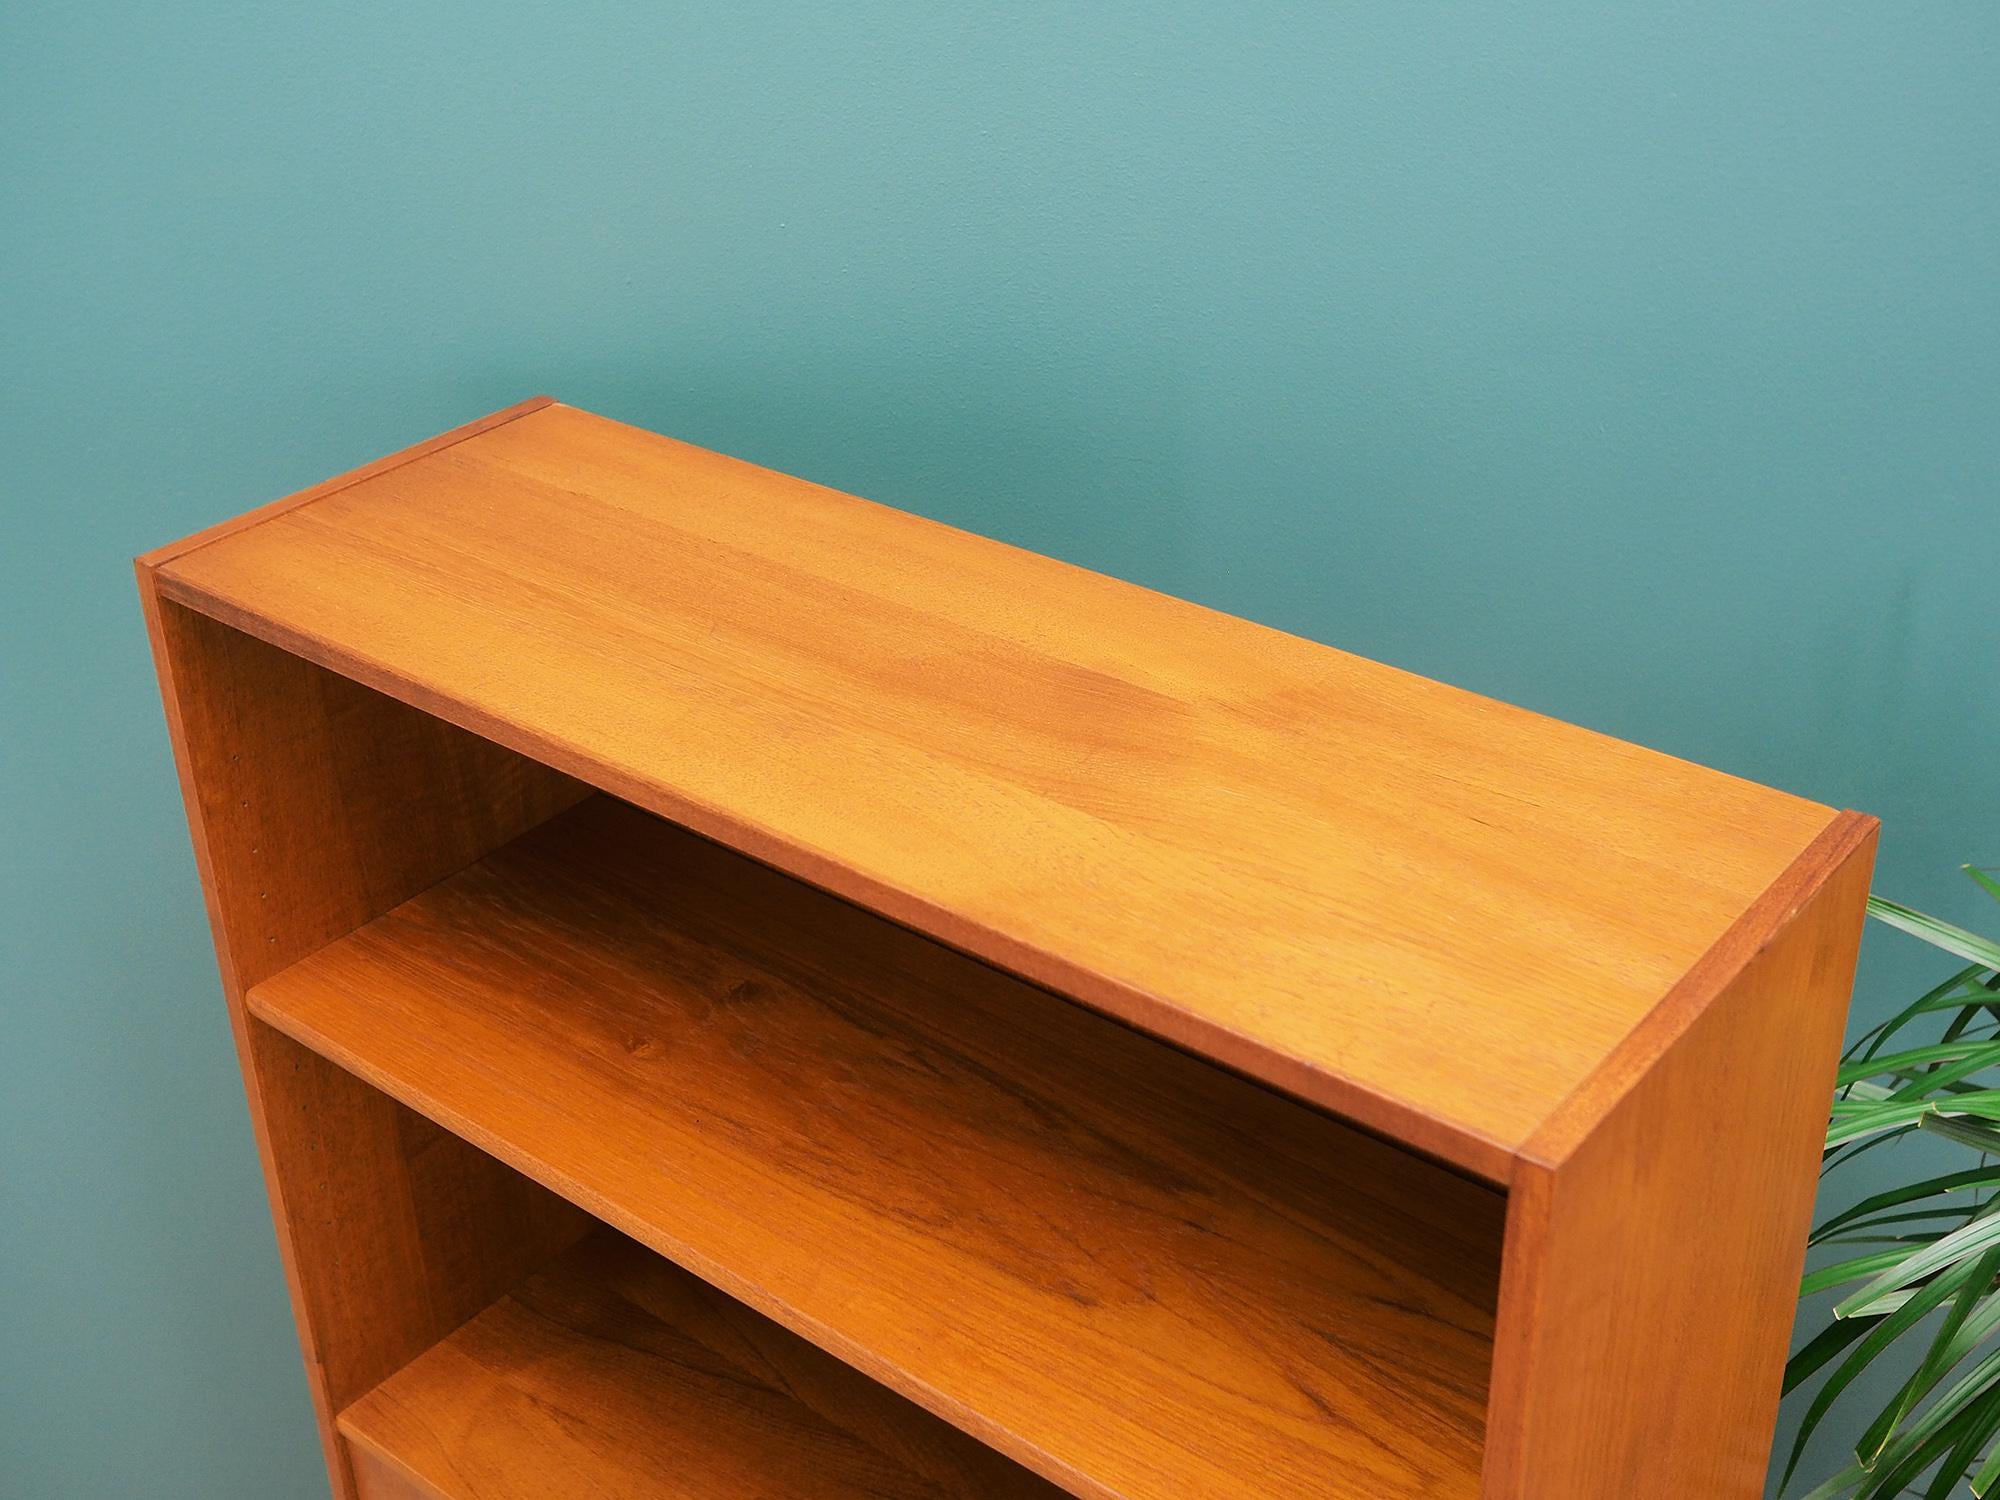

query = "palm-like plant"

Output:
[[1782, 868, 2000, 1498]]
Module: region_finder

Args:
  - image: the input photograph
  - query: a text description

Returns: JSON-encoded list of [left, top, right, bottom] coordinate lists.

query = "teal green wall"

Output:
[[4, 5, 1994, 1494]]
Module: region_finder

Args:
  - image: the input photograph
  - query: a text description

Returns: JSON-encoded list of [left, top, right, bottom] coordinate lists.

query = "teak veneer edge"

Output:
[[136, 395, 557, 571], [1529, 806, 1877, 1167], [1483, 812, 1876, 1497]]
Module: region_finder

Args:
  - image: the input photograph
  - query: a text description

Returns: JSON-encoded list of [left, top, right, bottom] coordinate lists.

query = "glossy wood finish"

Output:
[[339, 1231, 1064, 1500], [154, 401, 1839, 1180], [253, 795, 1502, 1500], [135, 570, 589, 1499], [246, 1020, 590, 1414], [141, 399, 1881, 1500], [347, 1443, 433, 1500], [1483, 813, 1877, 1498], [137, 591, 586, 997], [135, 396, 557, 575]]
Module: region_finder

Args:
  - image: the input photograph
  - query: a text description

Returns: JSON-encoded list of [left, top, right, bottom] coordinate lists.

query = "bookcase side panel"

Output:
[[137, 579, 591, 1497], [1481, 813, 1875, 1498]]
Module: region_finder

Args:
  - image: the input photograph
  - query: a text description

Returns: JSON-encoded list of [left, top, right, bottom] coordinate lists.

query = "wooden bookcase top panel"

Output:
[[155, 396, 1838, 1178], [252, 794, 1502, 1500]]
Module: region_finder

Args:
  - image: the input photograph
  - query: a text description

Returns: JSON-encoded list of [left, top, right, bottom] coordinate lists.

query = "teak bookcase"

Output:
[[139, 397, 1876, 1500]]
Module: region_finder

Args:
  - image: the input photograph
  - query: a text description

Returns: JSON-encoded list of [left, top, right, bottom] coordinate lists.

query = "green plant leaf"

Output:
[[1848, 964, 1994, 1065], [1812, 1169, 2000, 1246], [1786, 1314, 1883, 1395], [1805, 1248, 1927, 1300], [1797, 1457, 1865, 1499], [1779, 1257, 1982, 1493], [1863, 1380, 2000, 1498], [1838, 1208, 2000, 1318], [1937, 1094, 2000, 1121], [1793, 892, 2000, 1498], [1799, 1289, 2000, 1495], [1870, 894, 2000, 971], [1925, 1113, 2000, 1153], [1842, 1041, 2000, 1087], [1859, 1243, 2000, 1466], [1796, 1339, 2000, 1497], [1814, 1207, 1989, 1249], [1930, 1384, 2000, 1500], [1825, 1091, 2000, 1150], [1827, 1099, 1940, 1148], [1967, 866, 2000, 909], [1972, 1421, 2000, 1494], [1889, 1044, 2000, 1103], [1959, 1292, 2000, 1364], [1936, 1312, 2000, 1401]]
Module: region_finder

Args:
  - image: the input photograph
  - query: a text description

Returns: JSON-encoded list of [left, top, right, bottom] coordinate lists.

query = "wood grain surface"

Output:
[[134, 585, 590, 1498], [158, 399, 1841, 1179], [347, 1443, 434, 1500], [252, 795, 1504, 1500], [339, 1230, 1063, 1500], [1481, 812, 1877, 1499], [136, 396, 555, 573]]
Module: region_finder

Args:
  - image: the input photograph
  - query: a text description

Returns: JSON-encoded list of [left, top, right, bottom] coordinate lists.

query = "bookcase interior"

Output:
[[200, 611, 1505, 1500]]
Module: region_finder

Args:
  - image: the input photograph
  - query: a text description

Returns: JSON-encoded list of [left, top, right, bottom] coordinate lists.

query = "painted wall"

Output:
[[3, 4, 1994, 1494]]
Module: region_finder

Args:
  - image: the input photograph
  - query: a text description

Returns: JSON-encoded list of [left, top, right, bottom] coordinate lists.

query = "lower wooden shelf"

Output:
[[338, 1229, 1058, 1499], [253, 794, 1502, 1500]]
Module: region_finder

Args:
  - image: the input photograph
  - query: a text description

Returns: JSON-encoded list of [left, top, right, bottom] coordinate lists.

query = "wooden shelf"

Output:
[[338, 1230, 1061, 1500], [253, 795, 1501, 1500], [140, 398, 1881, 1497], [152, 398, 1840, 1181]]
